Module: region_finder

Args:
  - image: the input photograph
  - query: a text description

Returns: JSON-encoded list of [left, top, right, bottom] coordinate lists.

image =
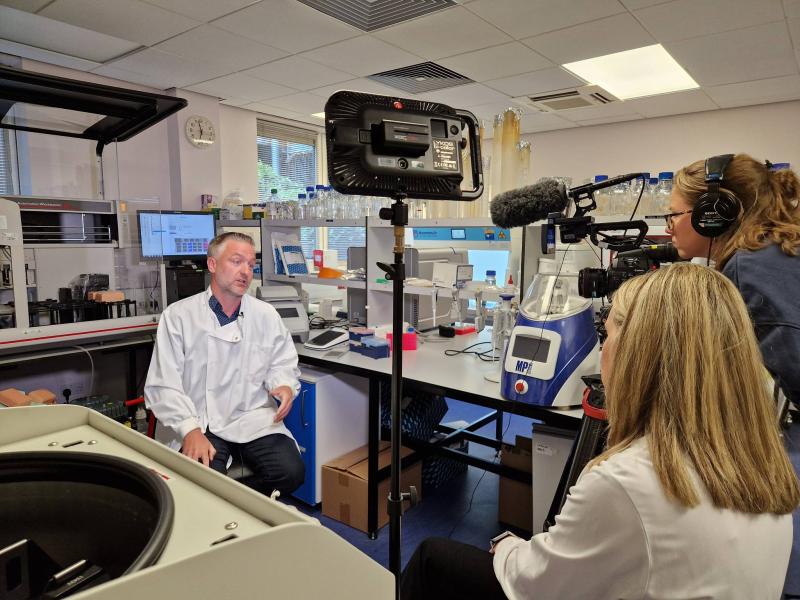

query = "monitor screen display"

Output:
[[450, 228, 466, 239], [138, 211, 216, 259]]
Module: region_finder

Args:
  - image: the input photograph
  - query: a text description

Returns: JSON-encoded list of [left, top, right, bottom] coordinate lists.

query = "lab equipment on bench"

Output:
[[485, 292, 517, 383], [256, 285, 310, 343], [501, 273, 599, 407], [304, 327, 349, 350]]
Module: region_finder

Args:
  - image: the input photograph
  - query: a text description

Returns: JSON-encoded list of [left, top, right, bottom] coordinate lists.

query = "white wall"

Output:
[[166, 89, 222, 211], [220, 105, 258, 206], [518, 100, 800, 184]]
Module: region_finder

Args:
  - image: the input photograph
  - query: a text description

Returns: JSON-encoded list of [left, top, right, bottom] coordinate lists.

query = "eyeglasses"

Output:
[[645, 209, 693, 228]]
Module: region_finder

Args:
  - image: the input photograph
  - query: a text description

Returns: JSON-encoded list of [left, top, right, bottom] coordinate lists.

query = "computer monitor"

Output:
[[137, 210, 216, 261]]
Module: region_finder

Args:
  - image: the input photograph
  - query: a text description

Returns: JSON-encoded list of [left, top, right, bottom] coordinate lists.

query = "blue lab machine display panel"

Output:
[[412, 227, 510, 242]]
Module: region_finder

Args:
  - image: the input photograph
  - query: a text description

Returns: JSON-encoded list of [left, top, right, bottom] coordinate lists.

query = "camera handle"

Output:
[[588, 220, 649, 252]]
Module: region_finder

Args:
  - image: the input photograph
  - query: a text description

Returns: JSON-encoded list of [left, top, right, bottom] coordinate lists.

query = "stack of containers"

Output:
[[653, 171, 674, 213], [593, 175, 609, 215]]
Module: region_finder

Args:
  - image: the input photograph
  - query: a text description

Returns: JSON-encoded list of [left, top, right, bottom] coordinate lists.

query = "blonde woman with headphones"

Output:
[[400, 263, 799, 599], [664, 154, 800, 406]]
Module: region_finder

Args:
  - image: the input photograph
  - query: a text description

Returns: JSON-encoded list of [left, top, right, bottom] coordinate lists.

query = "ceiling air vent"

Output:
[[514, 85, 620, 112], [298, 0, 455, 32], [367, 62, 474, 95]]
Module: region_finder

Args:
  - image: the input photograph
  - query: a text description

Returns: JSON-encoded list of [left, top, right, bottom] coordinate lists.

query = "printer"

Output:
[[256, 285, 310, 343]]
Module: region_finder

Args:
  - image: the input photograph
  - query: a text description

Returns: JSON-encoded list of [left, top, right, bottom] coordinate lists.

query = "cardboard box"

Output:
[[498, 435, 533, 533], [322, 441, 422, 533]]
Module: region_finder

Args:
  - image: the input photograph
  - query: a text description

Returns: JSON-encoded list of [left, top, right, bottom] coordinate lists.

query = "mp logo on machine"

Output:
[[515, 360, 530, 372]]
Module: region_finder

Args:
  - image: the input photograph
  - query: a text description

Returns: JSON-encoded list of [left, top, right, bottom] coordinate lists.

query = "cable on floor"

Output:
[[447, 412, 513, 539]]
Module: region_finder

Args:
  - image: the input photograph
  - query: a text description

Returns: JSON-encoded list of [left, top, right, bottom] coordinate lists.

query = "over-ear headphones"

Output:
[[691, 154, 740, 237]]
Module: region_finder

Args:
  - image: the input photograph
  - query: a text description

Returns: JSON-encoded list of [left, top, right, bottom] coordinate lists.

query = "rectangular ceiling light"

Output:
[[562, 44, 699, 100]]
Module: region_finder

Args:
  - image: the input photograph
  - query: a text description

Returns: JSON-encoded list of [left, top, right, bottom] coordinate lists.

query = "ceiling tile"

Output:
[[186, 73, 297, 101], [418, 82, 508, 107], [0, 6, 140, 62], [104, 48, 233, 88], [155, 25, 287, 70], [264, 92, 327, 114], [623, 89, 718, 117], [219, 97, 253, 107], [573, 114, 643, 126], [300, 36, 423, 77], [243, 55, 352, 90], [309, 77, 411, 99], [91, 63, 177, 89], [0, 0, 52, 11], [618, 0, 671, 8], [788, 18, 800, 46], [0, 39, 101, 71], [634, 0, 785, 43], [518, 112, 577, 133], [522, 13, 654, 64], [665, 22, 798, 87], [373, 7, 511, 60], [40, 0, 201, 46], [437, 42, 552, 82], [786, 0, 800, 19], [485, 67, 585, 97], [554, 100, 640, 122], [466, 0, 625, 39], [141, 0, 260, 22], [213, 0, 360, 53], [704, 74, 800, 108]]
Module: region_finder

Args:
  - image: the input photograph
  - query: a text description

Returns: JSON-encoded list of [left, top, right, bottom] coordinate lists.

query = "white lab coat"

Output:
[[493, 437, 792, 599], [144, 288, 301, 449]]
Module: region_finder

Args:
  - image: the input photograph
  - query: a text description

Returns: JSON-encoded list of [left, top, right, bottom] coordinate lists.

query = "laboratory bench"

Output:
[[296, 327, 583, 538]]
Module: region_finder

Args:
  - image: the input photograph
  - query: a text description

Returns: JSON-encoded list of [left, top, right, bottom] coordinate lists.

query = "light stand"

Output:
[[323, 90, 484, 596], [377, 194, 419, 590]]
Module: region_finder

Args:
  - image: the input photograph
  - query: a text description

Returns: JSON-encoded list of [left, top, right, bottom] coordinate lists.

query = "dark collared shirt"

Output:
[[208, 295, 241, 326]]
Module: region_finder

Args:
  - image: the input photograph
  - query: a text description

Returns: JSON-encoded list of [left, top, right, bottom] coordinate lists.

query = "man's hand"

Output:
[[271, 385, 295, 423], [181, 428, 216, 466]]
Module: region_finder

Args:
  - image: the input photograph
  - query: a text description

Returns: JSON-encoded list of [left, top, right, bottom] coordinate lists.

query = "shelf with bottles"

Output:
[[369, 281, 436, 296], [259, 218, 366, 228], [216, 219, 262, 227], [587, 171, 674, 218], [263, 273, 366, 289]]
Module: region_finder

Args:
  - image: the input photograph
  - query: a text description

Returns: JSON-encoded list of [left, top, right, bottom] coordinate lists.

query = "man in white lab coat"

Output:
[[144, 231, 305, 497]]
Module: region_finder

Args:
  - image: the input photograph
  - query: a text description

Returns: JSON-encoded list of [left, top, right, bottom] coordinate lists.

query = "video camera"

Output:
[[578, 243, 680, 299]]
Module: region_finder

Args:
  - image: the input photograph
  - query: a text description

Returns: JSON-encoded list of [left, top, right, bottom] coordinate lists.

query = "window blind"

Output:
[[256, 119, 318, 204], [0, 129, 14, 195], [256, 119, 319, 259], [327, 227, 366, 261]]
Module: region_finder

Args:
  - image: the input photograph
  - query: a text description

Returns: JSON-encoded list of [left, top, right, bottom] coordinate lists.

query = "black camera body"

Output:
[[578, 244, 680, 299]]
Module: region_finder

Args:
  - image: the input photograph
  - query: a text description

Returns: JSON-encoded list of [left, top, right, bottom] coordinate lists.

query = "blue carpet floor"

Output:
[[286, 399, 800, 596]]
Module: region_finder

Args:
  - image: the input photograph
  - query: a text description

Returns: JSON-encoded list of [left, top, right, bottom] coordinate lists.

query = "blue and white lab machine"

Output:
[[501, 273, 599, 407]]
